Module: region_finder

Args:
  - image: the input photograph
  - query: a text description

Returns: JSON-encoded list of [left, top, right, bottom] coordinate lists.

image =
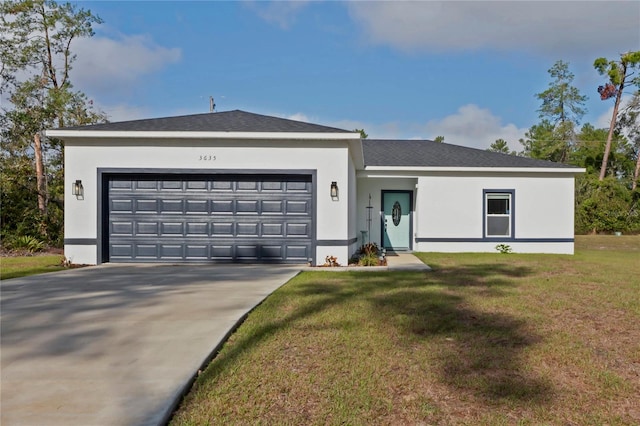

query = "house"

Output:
[[45, 110, 584, 265]]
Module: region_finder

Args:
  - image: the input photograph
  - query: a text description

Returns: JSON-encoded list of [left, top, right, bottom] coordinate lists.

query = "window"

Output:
[[485, 191, 513, 238]]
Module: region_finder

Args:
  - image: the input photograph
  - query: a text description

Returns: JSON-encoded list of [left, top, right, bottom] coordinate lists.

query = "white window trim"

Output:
[[484, 190, 514, 239]]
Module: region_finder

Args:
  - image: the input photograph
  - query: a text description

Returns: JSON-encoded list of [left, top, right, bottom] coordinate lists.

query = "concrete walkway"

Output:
[[386, 252, 432, 271], [302, 252, 431, 272], [1, 264, 301, 426]]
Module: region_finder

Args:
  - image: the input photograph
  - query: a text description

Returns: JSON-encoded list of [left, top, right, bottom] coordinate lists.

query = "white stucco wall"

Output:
[[413, 172, 576, 254], [64, 138, 355, 265]]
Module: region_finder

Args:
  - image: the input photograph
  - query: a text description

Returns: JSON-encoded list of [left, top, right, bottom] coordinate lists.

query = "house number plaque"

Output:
[[392, 201, 401, 226], [198, 154, 217, 161]]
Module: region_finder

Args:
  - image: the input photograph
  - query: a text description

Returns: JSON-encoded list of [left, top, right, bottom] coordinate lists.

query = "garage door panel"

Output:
[[211, 245, 234, 259], [111, 199, 133, 213], [286, 245, 310, 260], [286, 223, 309, 236], [160, 180, 182, 190], [186, 181, 207, 191], [262, 181, 284, 191], [186, 222, 208, 236], [211, 222, 234, 236], [111, 180, 133, 190], [136, 244, 158, 258], [136, 199, 158, 212], [212, 200, 233, 213], [262, 200, 284, 214], [236, 200, 259, 213], [160, 244, 183, 258], [237, 180, 259, 191], [111, 244, 133, 258], [286, 181, 311, 192], [186, 200, 208, 213], [261, 245, 284, 259], [160, 222, 184, 236], [212, 181, 233, 191], [160, 199, 184, 213], [286, 200, 310, 214], [185, 245, 208, 259], [111, 222, 133, 237], [136, 222, 159, 235], [237, 223, 259, 236], [262, 223, 283, 236], [135, 180, 158, 190], [107, 174, 313, 263]]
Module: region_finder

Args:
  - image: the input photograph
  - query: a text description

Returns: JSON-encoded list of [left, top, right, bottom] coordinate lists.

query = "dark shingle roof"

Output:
[[62, 110, 353, 133], [363, 139, 578, 169]]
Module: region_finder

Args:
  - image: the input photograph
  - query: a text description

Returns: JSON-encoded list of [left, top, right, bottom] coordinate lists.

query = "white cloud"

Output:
[[244, 1, 310, 29], [305, 104, 527, 151], [71, 30, 181, 93], [417, 104, 527, 151], [348, 1, 640, 56]]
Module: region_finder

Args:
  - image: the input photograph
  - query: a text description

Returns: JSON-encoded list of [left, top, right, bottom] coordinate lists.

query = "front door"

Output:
[[382, 191, 412, 251]]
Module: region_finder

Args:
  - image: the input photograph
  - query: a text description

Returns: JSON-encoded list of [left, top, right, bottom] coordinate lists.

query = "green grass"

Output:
[[171, 235, 640, 425], [0, 255, 66, 280]]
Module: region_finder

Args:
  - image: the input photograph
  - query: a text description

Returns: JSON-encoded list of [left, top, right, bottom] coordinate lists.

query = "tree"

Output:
[[434, 135, 445, 143], [593, 51, 640, 181], [537, 60, 587, 125], [354, 128, 368, 139], [573, 123, 634, 179], [616, 90, 640, 190], [0, 0, 106, 244], [523, 60, 588, 163], [487, 138, 516, 155], [519, 120, 558, 161]]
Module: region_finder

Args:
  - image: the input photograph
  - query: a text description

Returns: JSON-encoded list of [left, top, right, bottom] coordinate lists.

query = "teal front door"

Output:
[[382, 191, 412, 251]]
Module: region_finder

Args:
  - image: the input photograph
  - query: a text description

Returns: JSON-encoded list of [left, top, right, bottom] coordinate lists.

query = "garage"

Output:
[[102, 173, 314, 263]]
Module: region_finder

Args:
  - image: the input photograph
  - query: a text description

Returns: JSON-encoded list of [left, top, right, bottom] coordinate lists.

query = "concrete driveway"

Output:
[[1, 263, 301, 426]]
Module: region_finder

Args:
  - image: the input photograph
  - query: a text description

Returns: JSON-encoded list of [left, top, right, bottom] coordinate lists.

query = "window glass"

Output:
[[485, 192, 512, 237]]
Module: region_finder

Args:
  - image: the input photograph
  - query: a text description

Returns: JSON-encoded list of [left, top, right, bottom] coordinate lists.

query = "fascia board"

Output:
[[44, 130, 361, 140], [359, 166, 586, 175], [348, 139, 365, 169]]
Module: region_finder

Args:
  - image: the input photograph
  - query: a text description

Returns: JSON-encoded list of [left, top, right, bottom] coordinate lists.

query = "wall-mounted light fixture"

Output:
[[72, 179, 83, 198], [330, 181, 338, 198]]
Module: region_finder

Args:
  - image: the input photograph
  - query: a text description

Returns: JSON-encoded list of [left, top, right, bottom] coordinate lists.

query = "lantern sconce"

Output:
[[330, 181, 338, 199], [72, 179, 84, 198]]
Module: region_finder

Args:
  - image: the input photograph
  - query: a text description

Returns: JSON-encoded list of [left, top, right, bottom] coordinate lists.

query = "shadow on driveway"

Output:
[[1, 263, 300, 426]]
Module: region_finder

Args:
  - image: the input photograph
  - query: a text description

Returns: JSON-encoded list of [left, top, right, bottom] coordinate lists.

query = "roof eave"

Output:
[[361, 166, 585, 174], [44, 130, 361, 140]]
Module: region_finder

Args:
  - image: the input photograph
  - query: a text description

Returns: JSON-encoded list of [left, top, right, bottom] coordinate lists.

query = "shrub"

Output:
[[495, 244, 512, 254], [359, 243, 380, 256], [358, 253, 380, 266], [7, 235, 46, 253], [575, 176, 639, 233], [350, 243, 385, 266]]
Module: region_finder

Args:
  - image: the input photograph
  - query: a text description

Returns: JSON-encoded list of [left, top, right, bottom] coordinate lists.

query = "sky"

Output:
[[60, 1, 640, 150]]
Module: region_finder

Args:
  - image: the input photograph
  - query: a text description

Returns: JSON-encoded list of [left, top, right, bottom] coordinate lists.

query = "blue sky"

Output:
[[68, 1, 639, 150]]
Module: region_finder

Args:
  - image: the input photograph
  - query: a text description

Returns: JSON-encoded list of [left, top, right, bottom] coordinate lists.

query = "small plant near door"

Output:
[[495, 243, 513, 254], [349, 243, 387, 266]]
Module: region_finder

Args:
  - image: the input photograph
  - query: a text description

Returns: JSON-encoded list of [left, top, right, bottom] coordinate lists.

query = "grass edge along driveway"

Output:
[[0, 255, 66, 280], [171, 236, 640, 425]]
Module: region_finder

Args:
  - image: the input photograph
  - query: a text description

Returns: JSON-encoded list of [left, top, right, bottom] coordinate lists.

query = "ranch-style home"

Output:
[[46, 110, 584, 266]]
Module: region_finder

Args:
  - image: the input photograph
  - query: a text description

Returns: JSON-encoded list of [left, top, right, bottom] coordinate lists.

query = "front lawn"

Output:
[[0, 255, 66, 280], [172, 236, 640, 425]]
